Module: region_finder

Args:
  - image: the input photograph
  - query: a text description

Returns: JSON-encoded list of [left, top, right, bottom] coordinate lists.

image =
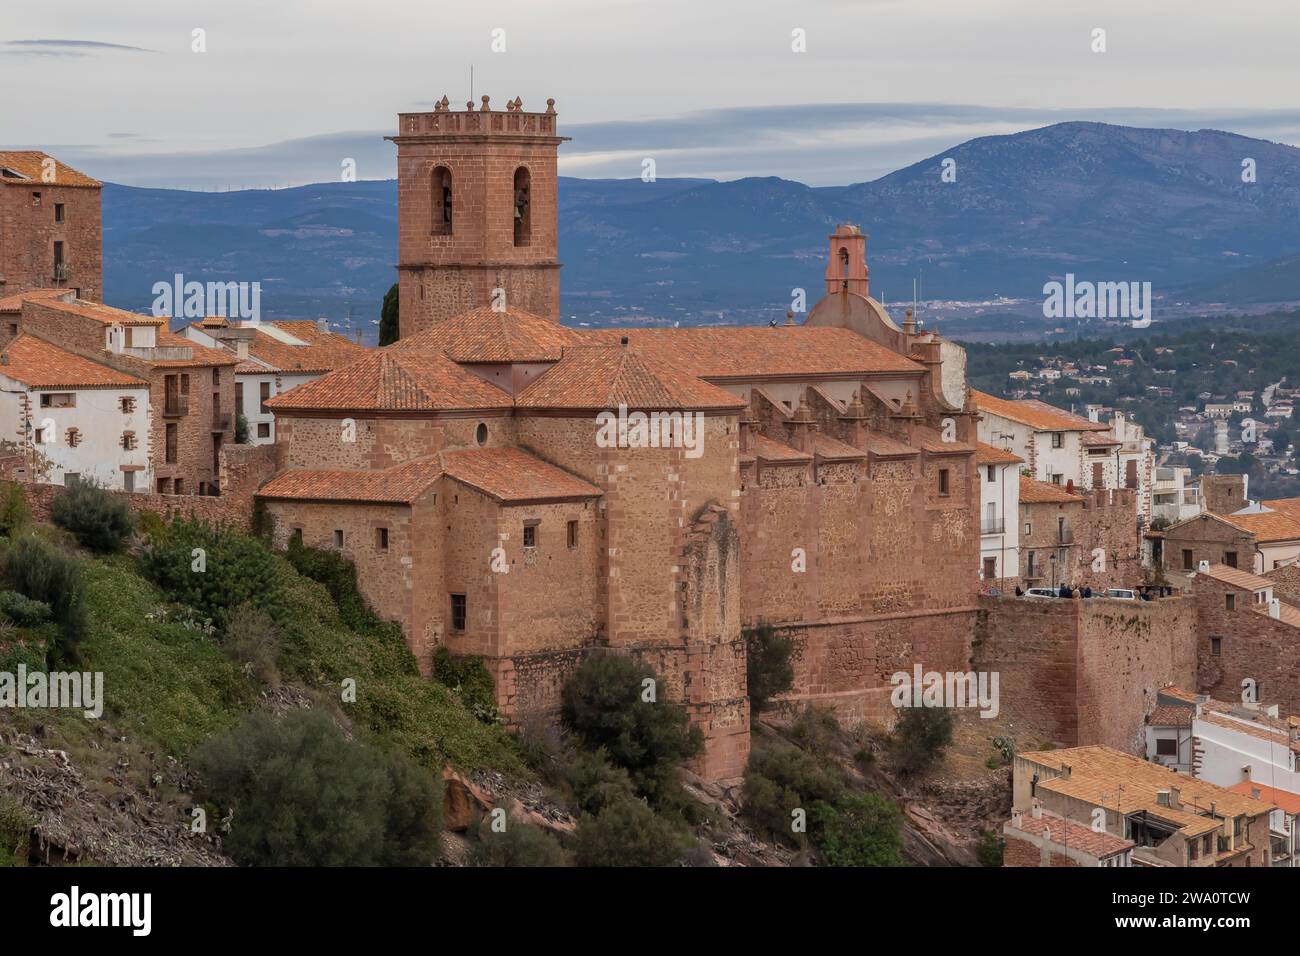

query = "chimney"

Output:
[[903, 308, 917, 335], [1270, 598, 1281, 620], [1169, 786, 1181, 809], [235, 340, 249, 360], [1157, 790, 1171, 807], [317, 316, 329, 334], [1031, 800, 1042, 819]]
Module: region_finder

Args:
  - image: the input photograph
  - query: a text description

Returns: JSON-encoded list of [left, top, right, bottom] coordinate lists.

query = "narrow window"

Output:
[[165, 423, 178, 463], [291, 528, 304, 545], [1224, 551, 1238, 568], [212, 367, 220, 386], [432, 166, 453, 233], [523, 521, 538, 549], [450, 593, 467, 631], [567, 519, 578, 549], [1182, 549, 1194, 571], [333, 529, 344, 550], [54, 203, 65, 223], [937, 468, 950, 496], [376, 527, 389, 551], [53, 240, 64, 279], [1051, 432, 1063, 449], [513, 167, 531, 246], [173, 478, 184, 495], [257, 422, 270, 439], [986, 465, 995, 482], [123, 471, 134, 493], [259, 381, 270, 414], [1225, 593, 1236, 611]]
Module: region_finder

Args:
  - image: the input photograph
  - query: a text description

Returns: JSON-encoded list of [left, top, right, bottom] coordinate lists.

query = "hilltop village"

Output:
[[4, 96, 1300, 866]]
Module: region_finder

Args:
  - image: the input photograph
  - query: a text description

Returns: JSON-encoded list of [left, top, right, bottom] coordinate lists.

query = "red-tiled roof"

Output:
[[862, 431, 918, 457], [31, 297, 163, 327], [516, 345, 744, 411], [1221, 509, 1300, 544], [749, 434, 811, 463], [395, 305, 587, 363], [973, 390, 1107, 432], [0, 289, 73, 313], [1227, 781, 1300, 815], [595, 326, 924, 380], [440, 447, 601, 503], [811, 434, 865, 460], [0, 334, 146, 389], [914, 425, 976, 455], [975, 441, 1023, 465], [1006, 812, 1133, 859], [1196, 562, 1273, 592], [266, 349, 513, 413], [0, 151, 100, 188], [1019, 476, 1081, 504], [1082, 431, 1121, 447], [257, 458, 440, 505], [192, 321, 368, 375], [1148, 705, 1194, 728]]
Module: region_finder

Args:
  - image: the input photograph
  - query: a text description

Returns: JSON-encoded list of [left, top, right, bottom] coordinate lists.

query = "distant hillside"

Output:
[[102, 122, 1300, 337]]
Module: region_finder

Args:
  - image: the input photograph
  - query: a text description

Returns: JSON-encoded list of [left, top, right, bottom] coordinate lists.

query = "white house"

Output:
[[973, 389, 1107, 488], [976, 441, 1022, 586], [182, 318, 367, 444], [0, 333, 152, 490], [1151, 465, 1201, 525], [1147, 688, 1300, 866]]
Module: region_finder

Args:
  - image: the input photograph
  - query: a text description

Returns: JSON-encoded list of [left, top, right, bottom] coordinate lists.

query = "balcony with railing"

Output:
[[981, 518, 1005, 535]]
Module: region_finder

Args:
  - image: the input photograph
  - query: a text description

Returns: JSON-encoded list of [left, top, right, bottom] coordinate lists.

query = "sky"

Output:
[[5, 0, 1300, 188]]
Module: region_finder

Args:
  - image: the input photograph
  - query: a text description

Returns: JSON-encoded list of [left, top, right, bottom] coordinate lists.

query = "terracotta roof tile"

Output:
[[0, 289, 73, 313], [0, 151, 100, 188], [1019, 476, 1081, 504], [862, 430, 919, 457], [1006, 812, 1134, 858], [1227, 781, 1300, 816], [1222, 509, 1300, 543], [751, 434, 811, 463], [1250, 601, 1300, 629], [1196, 562, 1273, 591], [33, 297, 163, 327], [975, 441, 1023, 465], [0, 334, 146, 389], [192, 321, 368, 375], [1148, 705, 1194, 728], [1018, 745, 1273, 832], [440, 447, 601, 503], [595, 326, 925, 380], [1082, 431, 1121, 447], [395, 305, 587, 363], [811, 434, 865, 460], [973, 390, 1107, 432], [914, 425, 976, 455], [516, 345, 744, 411], [266, 349, 512, 413], [258, 458, 440, 504]]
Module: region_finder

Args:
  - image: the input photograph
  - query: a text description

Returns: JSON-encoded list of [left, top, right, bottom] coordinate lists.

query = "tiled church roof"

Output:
[[395, 305, 587, 363], [515, 345, 744, 411], [257, 457, 441, 504], [266, 349, 512, 412], [441, 447, 602, 502]]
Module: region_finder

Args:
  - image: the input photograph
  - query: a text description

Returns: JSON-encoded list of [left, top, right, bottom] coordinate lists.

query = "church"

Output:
[[256, 95, 984, 782]]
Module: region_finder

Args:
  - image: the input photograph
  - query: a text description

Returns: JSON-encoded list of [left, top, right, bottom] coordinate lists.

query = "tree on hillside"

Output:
[[379, 283, 399, 346]]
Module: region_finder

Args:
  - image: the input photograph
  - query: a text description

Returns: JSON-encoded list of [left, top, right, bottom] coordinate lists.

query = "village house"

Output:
[[0, 330, 152, 489], [1002, 803, 1135, 867], [0, 151, 102, 304], [1011, 744, 1274, 866], [977, 442, 1021, 585], [181, 316, 367, 444]]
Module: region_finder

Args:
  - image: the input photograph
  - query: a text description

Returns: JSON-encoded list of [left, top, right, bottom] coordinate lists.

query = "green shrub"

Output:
[[564, 747, 636, 816], [0, 590, 51, 627], [194, 710, 442, 866], [560, 654, 703, 807], [0, 484, 31, 539], [744, 622, 794, 714], [0, 796, 35, 867], [221, 603, 280, 688], [140, 517, 287, 626], [809, 793, 904, 866], [51, 481, 133, 553], [432, 647, 498, 723], [788, 705, 841, 759], [976, 829, 1004, 867], [891, 706, 955, 776], [741, 742, 845, 845], [284, 538, 385, 634], [235, 412, 249, 445], [472, 820, 567, 867], [135, 510, 168, 544], [4, 535, 88, 659], [572, 797, 687, 867]]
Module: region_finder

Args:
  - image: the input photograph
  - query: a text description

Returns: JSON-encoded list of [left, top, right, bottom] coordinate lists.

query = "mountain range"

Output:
[[100, 122, 1300, 338]]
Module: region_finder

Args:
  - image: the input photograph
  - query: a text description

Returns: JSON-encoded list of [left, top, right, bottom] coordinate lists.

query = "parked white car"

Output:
[[1023, 588, 1059, 599], [1104, 588, 1136, 600]]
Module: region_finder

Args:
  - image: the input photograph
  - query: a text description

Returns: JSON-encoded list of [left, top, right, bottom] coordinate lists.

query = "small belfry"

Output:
[[824, 223, 869, 298], [387, 95, 569, 337]]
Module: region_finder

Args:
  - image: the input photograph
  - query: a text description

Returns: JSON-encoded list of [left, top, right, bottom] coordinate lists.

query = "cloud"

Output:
[[31, 102, 1300, 191], [1, 38, 160, 57]]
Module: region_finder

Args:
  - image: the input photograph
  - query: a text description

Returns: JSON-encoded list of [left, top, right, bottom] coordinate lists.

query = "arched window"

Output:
[[432, 166, 452, 234], [513, 167, 531, 246]]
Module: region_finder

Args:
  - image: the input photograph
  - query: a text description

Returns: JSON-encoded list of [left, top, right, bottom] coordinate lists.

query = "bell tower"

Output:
[[823, 223, 869, 298], [387, 95, 568, 337]]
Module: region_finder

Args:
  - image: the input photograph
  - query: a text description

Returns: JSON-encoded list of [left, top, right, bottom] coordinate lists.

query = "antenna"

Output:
[[470, 64, 474, 104]]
